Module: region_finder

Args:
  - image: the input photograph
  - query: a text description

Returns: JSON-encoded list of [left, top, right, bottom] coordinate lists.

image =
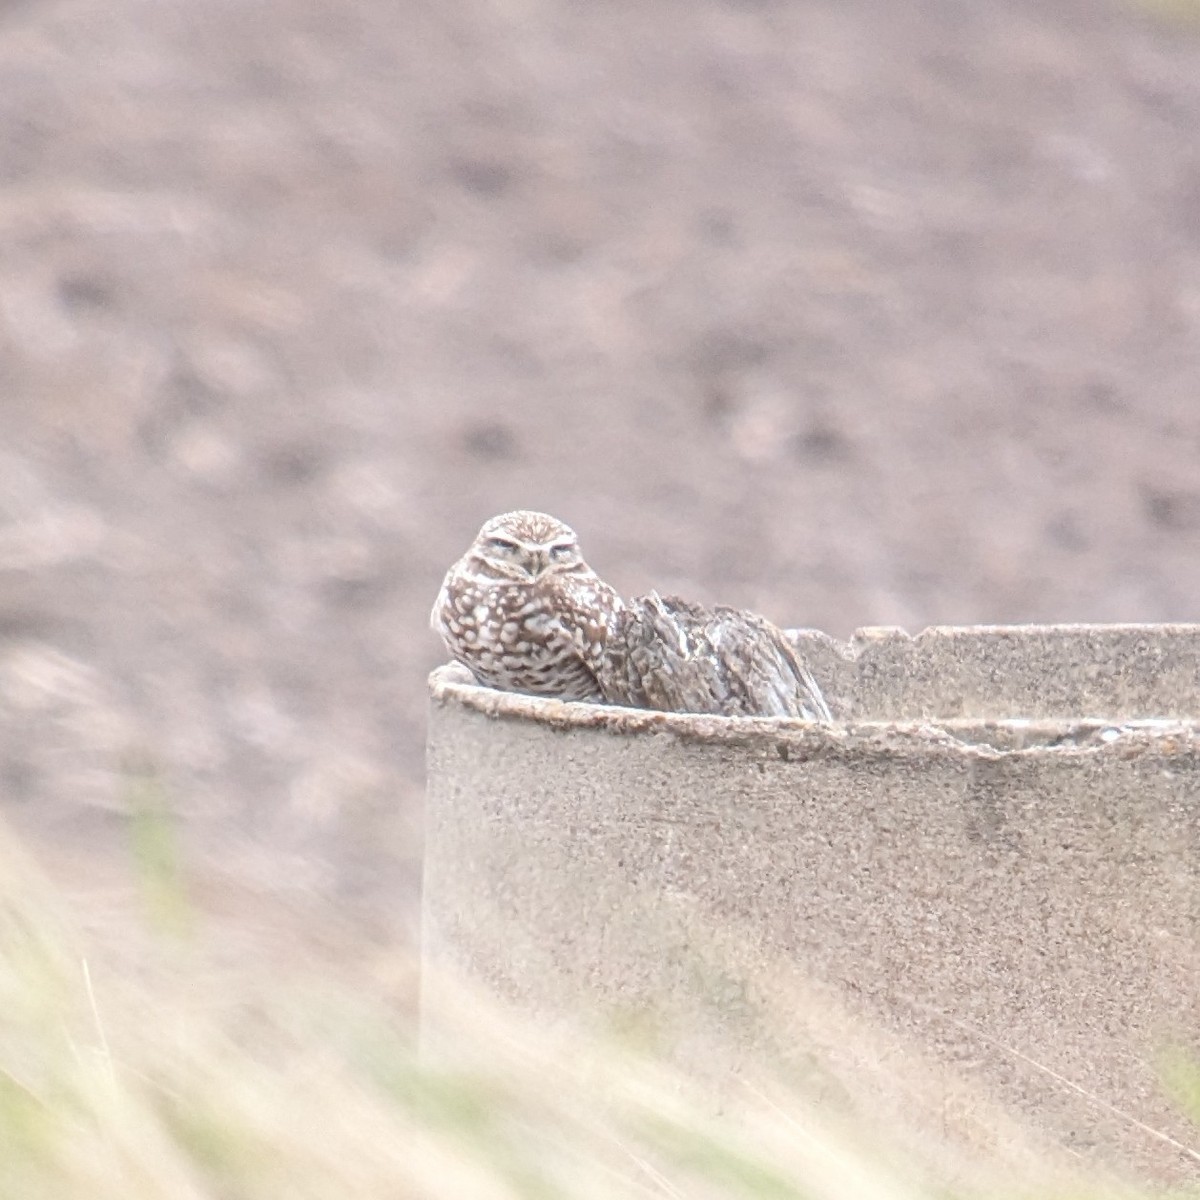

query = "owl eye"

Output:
[[486, 536, 519, 554], [549, 543, 576, 561]]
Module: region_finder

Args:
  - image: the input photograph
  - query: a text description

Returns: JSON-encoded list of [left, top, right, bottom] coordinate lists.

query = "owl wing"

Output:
[[543, 587, 617, 702]]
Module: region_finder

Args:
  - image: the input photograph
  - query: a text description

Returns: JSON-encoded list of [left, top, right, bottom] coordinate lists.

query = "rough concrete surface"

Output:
[[425, 639, 1200, 1181], [4, 0, 1200, 994], [793, 622, 1200, 720]]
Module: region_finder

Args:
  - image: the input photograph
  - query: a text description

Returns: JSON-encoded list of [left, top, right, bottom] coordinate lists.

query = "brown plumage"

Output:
[[432, 512, 831, 720], [431, 510, 622, 702]]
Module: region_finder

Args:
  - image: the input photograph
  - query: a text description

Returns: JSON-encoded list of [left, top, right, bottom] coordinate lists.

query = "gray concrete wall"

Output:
[[423, 625, 1200, 1182]]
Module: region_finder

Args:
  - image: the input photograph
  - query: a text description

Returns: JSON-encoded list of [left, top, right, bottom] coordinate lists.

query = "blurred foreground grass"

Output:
[[0, 816, 1188, 1200]]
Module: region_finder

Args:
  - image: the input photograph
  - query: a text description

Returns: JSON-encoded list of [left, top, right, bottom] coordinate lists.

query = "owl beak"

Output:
[[527, 550, 550, 577]]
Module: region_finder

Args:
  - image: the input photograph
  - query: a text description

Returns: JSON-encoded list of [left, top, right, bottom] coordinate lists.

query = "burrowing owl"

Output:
[[433, 510, 832, 720], [431, 510, 623, 701]]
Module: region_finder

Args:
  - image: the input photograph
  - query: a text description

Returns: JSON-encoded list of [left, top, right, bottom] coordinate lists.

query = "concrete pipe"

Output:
[[423, 624, 1200, 1180]]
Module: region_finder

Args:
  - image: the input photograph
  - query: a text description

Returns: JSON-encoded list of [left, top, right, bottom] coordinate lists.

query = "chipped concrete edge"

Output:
[[805, 620, 1200, 659], [428, 667, 1200, 761]]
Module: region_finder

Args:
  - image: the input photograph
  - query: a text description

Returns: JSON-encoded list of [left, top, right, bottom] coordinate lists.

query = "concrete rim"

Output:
[[428, 662, 1200, 760]]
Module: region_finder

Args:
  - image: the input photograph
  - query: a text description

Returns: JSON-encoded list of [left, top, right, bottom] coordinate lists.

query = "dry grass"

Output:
[[0, 820, 1187, 1200]]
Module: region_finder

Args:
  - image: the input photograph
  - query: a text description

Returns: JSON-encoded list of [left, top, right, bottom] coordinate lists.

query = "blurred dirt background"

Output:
[[3, 0, 1200, 972]]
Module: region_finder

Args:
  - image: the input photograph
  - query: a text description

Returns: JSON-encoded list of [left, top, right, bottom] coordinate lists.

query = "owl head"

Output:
[[469, 510, 585, 581]]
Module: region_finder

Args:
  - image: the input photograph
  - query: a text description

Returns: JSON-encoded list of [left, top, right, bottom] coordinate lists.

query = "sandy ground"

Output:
[[3, 0, 1200, 963]]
